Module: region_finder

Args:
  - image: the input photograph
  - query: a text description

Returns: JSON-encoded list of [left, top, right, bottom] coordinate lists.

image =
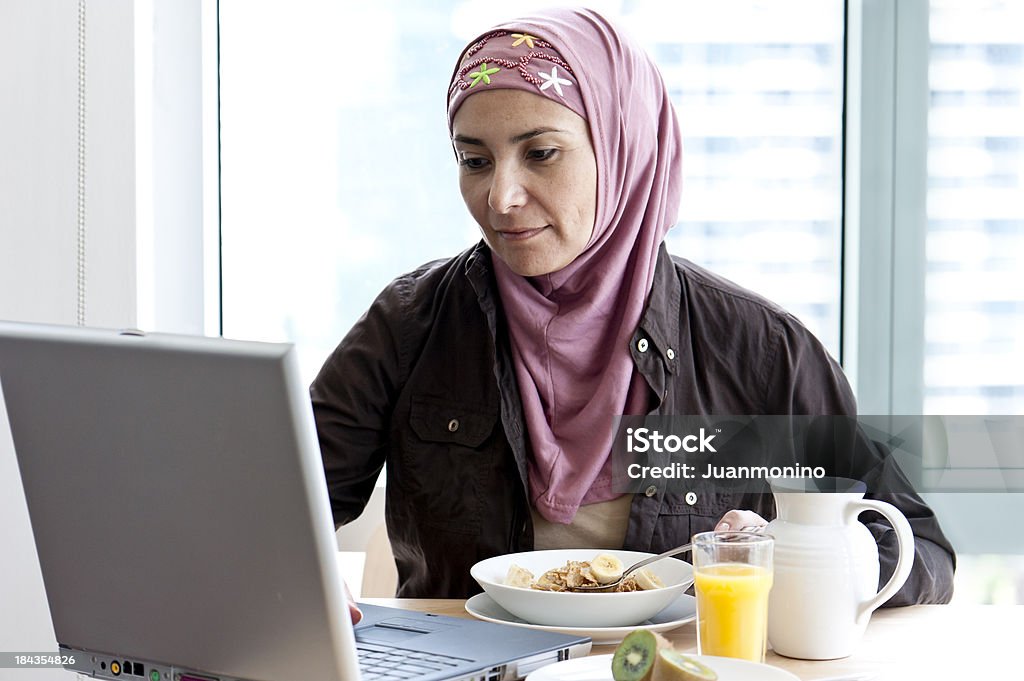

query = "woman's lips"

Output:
[[496, 226, 548, 241]]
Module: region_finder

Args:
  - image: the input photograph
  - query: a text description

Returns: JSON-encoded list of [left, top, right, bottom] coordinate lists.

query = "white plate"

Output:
[[465, 592, 696, 645], [524, 653, 800, 681]]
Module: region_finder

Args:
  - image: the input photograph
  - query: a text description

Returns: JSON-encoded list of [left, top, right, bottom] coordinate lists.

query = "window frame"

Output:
[[843, 0, 930, 415]]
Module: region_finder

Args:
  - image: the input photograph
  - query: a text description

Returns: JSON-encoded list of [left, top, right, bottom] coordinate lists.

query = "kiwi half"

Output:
[[611, 629, 660, 681], [650, 649, 718, 681]]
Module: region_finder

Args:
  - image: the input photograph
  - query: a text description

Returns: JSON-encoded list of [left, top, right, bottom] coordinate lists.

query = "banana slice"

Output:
[[504, 564, 535, 588], [589, 553, 625, 584], [634, 568, 666, 590]]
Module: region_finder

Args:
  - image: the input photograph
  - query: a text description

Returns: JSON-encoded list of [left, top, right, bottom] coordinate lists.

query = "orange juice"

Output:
[[694, 563, 773, 662]]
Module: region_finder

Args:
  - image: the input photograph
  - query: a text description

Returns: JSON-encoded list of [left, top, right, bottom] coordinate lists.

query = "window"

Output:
[[652, 1, 845, 354], [219, 0, 846, 383], [925, 0, 1024, 414]]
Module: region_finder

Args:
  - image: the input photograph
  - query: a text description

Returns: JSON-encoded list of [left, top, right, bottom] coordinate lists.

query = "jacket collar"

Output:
[[464, 241, 493, 300]]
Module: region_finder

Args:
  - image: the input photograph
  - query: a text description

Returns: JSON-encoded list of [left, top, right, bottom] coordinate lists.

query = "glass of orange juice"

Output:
[[692, 530, 774, 663]]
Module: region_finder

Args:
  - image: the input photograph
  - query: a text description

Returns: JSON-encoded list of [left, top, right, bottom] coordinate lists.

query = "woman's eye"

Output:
[[527, 148, 557, 161], [459, 157, 489, 170]]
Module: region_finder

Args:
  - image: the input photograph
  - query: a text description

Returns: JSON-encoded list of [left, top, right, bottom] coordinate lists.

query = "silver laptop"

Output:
[[0, 321, 590, 681]]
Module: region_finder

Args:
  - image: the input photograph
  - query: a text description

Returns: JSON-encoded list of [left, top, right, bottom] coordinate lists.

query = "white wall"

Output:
[[0, 1, 208, 677], [1, 2, 133, 677]]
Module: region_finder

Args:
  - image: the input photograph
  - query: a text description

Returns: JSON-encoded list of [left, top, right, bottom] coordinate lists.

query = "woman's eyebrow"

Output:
[[452, 128, 569, 147], [509, 127, 567, 144], [452, 134, 484, 146]]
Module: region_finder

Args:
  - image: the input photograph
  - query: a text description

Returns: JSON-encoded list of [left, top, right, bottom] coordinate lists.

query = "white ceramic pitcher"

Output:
[[765, 477, 914, 660]]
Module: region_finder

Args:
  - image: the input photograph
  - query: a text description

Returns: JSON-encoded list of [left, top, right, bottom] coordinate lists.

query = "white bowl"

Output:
[[470, 549, 694, 628]]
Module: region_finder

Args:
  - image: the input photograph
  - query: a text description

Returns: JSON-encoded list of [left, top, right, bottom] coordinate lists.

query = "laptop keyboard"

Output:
[[357, 642, 473, 680]]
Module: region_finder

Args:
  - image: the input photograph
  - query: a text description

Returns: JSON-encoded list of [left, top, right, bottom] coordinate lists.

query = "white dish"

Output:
[[471, 549, 694, 628], [465, 592, 696, 645], [525, 653, 800, 681]]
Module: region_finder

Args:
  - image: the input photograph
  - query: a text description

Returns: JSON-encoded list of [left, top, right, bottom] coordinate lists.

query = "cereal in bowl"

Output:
[[503, 553, 666, 592]]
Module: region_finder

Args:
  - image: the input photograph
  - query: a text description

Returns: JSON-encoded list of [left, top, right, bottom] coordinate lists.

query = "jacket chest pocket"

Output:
[[395, 395, 499, 534], [408, 396, 495, 447]]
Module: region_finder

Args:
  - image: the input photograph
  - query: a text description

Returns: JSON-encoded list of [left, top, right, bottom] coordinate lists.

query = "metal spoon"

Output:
[[570, 525, 766, 592]]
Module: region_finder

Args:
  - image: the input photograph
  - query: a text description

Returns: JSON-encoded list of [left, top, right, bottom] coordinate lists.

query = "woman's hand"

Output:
[[344, 580, 363, 624], [715, 509, 768, 532]]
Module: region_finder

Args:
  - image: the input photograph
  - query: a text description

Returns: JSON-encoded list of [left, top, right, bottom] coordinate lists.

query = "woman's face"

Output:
[[452, 89, 598, 277]]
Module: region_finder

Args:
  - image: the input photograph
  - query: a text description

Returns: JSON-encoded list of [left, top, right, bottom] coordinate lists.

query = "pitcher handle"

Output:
[[848, 499, 915, 624]]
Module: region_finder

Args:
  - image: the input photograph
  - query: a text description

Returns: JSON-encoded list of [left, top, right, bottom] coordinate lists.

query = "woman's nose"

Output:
[[488, 164, 528, 214]]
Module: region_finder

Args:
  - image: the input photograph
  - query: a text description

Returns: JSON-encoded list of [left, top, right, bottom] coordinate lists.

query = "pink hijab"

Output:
[[447, 8, 683, 523]]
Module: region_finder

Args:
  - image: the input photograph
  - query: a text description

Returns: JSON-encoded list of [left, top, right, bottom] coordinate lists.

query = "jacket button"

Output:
[[447, 418, 460, 432], [637, 338, 649, 353], [645, 485, 657, 497], [666, 348, 675, 360]]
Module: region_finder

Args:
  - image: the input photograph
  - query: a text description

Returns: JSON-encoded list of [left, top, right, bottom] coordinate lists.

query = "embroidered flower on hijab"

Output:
[[469, 63, 501, 87], [537, 66, 572, 96], [511, 32, 538, 48]]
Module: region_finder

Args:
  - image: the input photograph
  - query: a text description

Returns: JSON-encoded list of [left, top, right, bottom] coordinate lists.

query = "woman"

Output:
[[311, 8, 954, 610]]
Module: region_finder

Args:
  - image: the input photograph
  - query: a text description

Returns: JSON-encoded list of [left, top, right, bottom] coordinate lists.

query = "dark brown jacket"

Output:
[[311, 242, 954, 603]]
